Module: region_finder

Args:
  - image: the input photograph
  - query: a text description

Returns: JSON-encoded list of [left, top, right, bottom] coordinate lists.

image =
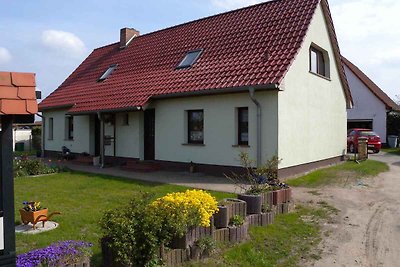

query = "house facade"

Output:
[[39, 0, 352, 177], [343, 57, 400, 143]]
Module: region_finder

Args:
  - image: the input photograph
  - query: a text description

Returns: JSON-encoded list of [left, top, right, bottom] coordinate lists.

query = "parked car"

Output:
[[347, 128, 381, 153]]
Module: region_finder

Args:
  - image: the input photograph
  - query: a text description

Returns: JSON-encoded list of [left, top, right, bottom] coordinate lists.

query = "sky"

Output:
[[0, 0, 399, 102]]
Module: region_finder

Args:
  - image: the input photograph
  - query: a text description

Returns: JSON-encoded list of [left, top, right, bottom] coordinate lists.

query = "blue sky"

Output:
[[0, 0, 399, 101]]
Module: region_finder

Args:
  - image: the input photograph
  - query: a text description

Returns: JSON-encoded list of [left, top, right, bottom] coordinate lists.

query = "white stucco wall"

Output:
[[43, 109, 91, 154], [345, 65, 387, 139], [153, 91, 278, 167], [278, 3, 348, 169], [13, 129, 32, 151]]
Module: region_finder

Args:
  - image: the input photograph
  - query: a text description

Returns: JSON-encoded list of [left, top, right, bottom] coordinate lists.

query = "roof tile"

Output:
[[0, 72, 12, 86], [11, 72, 36, 87], [39, 0, 349, 113]]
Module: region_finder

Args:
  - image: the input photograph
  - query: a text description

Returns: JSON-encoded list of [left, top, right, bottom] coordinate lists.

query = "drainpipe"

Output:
[[249, 87, 262, 167], [37, 113, 45, 158], [97, 112, 105, 168]]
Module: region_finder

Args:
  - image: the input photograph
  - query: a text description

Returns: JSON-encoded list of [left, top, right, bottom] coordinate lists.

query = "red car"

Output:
[[347, 128, 381, 153]]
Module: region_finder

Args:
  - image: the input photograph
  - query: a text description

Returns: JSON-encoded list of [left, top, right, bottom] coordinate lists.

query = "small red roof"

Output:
[[39, 0, 351, 113], [0, 72, 38, 115], [342, 57, 399, 111]]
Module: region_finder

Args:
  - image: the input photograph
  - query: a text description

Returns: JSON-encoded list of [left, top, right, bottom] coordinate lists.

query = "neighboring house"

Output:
[[13, 122, 42, 152], [39, 0, 352, 177], [343, 57, 400, 143]]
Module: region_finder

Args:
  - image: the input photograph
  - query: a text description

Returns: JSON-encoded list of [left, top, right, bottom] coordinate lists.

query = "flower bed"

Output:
[[17, 240, 92, 267]]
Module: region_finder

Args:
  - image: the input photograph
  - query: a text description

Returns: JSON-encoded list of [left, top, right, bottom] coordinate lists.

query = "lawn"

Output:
[[382, 147, 400, 156], [14, 171, 234, 266], [187, 203, 335, 267], [286, 159, 389, 188]]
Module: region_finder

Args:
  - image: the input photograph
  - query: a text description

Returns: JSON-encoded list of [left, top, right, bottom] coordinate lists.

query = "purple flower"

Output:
[[17, 240, 92, 267]]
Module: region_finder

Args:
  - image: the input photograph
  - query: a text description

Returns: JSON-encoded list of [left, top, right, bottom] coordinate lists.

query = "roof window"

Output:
[[98, 64, 118, 82], [177, 49, 203, 69]]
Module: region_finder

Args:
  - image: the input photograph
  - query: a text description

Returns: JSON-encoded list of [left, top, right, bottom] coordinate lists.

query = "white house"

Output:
[[343, 57, 400, 143], [39, 0, 353, 177]]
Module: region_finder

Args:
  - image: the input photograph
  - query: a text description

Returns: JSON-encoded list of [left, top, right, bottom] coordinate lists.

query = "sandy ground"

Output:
[[295, 153, 400, 267]]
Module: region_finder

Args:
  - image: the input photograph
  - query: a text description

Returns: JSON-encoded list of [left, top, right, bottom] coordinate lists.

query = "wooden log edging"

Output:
[[102, 192, 293, 267]]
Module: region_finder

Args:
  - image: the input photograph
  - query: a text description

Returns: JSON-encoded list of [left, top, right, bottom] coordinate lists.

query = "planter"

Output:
[[19, 208, 48, 229], [260, 191, 274, 212], [238, 194, 262, 214], [65, 258, 91, 267], [170, 222, 213, 249], [222, 198, 247, 219], [272, 189, 285, 205], [214, 206, 229, 228], [284, 187, 292, 202]]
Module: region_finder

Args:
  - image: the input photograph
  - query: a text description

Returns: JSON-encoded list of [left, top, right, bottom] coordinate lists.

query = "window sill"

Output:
[[232, 145, 250, 148], [182, 143, 205, 146], [309, 71, 331, 81]]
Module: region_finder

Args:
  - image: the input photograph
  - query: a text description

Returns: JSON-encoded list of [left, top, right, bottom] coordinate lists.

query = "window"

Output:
[[66, 116, 74, 140], [98, 64, 117, 82], [122, 113, 129, 126], [177, 49, 203, 69], [188, 110, 204, 144], [48, 117, 54, 140], [310, 46, 329, 78], [238, 107, 249, 145]]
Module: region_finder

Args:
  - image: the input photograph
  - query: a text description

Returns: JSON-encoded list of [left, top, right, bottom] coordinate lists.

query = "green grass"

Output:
[[14, 171, 234, 266], [188, 203, 334, 267], [382, 147, 400, 155], [286, 160, 389, 188], [13, 150, 37, 157]]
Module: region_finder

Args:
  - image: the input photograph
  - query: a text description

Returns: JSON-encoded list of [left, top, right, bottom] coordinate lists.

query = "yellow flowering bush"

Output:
[[150, 189, 218, 237]]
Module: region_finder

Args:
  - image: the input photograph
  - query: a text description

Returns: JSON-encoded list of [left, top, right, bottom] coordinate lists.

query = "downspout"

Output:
[[249, 87, 262, 167], [37, 113, 45, 158], [97, 112, 105, 168]]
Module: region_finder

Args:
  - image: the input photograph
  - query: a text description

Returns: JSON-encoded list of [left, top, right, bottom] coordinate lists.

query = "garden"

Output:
[[14, 154, 297, 266]]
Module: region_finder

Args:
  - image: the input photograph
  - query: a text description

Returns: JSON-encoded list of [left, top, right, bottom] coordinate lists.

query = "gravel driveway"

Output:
[[295, 152, 400, 267]]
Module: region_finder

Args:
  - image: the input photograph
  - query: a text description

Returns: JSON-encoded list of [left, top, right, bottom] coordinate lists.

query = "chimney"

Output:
[[120, 27, 140, 49]]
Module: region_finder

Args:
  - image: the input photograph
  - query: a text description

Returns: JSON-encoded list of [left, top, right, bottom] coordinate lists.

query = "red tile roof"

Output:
[[0, 72, 38, 115], [39, 0, 351, 113], [342, 57, 400, 111]]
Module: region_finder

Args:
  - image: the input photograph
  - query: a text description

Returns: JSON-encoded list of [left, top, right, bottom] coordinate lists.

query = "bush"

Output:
[[100, 193, 168, 267], [150, 189, 218, 238], [14, 159, 59, 177], [230, 215, 244, 226]]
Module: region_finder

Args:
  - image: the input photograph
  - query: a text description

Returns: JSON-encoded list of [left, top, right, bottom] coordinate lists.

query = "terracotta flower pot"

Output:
[[238, 194, 262, 214], [19, 208, 48, 229], [214, 206, 229, 228]]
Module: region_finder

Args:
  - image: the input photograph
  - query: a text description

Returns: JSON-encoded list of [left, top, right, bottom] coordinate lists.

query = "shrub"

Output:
[[17, 240, 92, 267], [150, 189, 218, 237], [225, 152, 282, 195], [14, 159, 59, 177], [100, 193, 168, 267], [195, 236, 216, 256], [230, 215, 244, 226]]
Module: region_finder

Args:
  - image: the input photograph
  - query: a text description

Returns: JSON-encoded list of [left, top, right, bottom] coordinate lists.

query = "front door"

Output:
[[144, 109, 155, 160]]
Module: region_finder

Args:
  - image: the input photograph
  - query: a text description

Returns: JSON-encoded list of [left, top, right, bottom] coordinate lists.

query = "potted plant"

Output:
[[214, 202, 229, 228], [225, 153, 281, 215], [19, 201, 48, 229]]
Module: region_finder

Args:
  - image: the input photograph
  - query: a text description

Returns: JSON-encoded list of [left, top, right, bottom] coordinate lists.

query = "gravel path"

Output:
[[295, 153, 400, 267]]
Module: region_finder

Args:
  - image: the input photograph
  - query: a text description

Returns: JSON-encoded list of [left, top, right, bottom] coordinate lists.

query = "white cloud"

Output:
[[41, 30, 86, 58], [331, 0, 400, 98], [0, 47, 12, 64], [211, 0, 263, 10]]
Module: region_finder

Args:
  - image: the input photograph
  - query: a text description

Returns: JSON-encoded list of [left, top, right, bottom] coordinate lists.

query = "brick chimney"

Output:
[[120, 27, 140, 49]]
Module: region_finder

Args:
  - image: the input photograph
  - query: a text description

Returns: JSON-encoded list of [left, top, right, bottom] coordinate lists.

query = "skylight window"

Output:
[[177, 49, 203, 69], [98, 64, 118, 82]]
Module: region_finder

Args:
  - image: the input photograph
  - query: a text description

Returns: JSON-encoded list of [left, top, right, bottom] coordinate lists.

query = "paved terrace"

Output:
[[63, 162, 242, 194]]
